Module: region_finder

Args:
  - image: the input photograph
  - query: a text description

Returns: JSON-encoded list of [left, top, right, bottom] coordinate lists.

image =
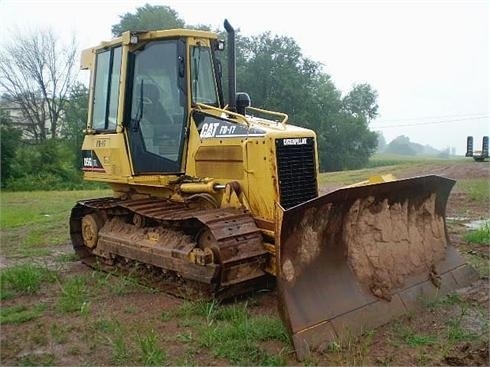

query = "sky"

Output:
[[0, 0, 488, 155]]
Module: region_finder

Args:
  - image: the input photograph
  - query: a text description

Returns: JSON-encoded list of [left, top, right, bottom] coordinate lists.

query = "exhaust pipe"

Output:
[[224, 19, 236, 112]]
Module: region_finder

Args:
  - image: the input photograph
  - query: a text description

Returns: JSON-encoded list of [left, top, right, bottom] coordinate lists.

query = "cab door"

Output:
[[125, 39, 187, 174]]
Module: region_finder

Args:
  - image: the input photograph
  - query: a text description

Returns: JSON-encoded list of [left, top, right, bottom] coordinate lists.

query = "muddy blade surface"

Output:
[[276, 175, 479, 360]]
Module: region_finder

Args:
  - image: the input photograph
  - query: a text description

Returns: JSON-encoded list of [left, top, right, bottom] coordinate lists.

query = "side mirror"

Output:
[[178, 56, 185, 78], [236, 92, 251, 115], [214, 39, 225, 51]]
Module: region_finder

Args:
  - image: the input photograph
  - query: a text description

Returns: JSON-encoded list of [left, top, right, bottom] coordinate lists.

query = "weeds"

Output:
[[55, 253, 79, 263], [159, 310, 173, 321], [466, 252, 490, 277], [94, 269, 151, 296], [424, 293, 480, 344], [425, 293, 462, 311], [325, 330, 376, 366], [457, 179, 490, 202], [173, 300, 288, 365], [112, 334, 131, 365], [464, 222, 490, 245], [0, 263, 56, 297], [93, 318, 120, 333], [29, 322, 49, 346], [137, 330, 166, 366], [199, 304, 288, 365], [446, 317, 479, 342], [0, 304, 46, 325], [403, 332, 437, 347], [111, 274, 142, 296], [50, 323, 69, 344], [175, 331, 193, 343], [17, 352, 55, 366], [176, 299, 218, 320], [57, 276, 90, 313]]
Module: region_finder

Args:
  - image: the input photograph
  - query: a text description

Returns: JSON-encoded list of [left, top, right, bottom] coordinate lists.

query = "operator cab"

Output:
[[84, 30, 223, 175]]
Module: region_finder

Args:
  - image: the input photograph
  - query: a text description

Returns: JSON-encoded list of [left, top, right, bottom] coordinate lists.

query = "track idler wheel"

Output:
[[81, 213, 105, 249], [197, 228, 220, 264]]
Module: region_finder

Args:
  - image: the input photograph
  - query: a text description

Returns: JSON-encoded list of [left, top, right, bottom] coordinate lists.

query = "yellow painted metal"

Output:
[[195, 103, 250, 126], [79, 27, 318, 224], [82, 133, 132, 180], [80, 48, 93, 70], [220, 184, 247, 209], [247, 106, 289, 125], [180, 181, 217, 194], [346, 173, 397, 187]]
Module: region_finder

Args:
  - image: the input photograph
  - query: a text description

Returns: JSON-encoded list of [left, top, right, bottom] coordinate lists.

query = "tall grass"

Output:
[[0, 304, 46, 325], [464, 222, 490, 245], [137, 330, 166, 366], [456, 179, 490, 202], [57, 275, 91, 313], [191, 301, 289, 365], [0, 263, 56, 297]]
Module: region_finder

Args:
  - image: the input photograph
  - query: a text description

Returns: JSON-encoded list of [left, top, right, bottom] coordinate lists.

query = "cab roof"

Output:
[[97, 28, 218, 50], [81, 28, 219, 70]]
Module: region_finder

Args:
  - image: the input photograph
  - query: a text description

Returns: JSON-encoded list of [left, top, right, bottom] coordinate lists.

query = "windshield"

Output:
[[129, 40, 185, 164], [191, 46, 218, 105]]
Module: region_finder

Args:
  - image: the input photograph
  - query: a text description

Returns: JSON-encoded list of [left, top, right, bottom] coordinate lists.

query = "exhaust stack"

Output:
[[224, 19, 236, 112]]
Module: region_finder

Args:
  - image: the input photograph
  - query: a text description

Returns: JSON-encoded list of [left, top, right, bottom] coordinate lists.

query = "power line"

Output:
[[372, 115, 489, 129], [374, 113, 488, 124]]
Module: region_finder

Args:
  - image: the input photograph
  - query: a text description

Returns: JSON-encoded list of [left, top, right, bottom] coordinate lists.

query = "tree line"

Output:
[[0, 4, 379, 190]]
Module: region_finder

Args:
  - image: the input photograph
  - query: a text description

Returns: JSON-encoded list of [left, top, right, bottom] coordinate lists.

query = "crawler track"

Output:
[[70, 197, 271, 299]]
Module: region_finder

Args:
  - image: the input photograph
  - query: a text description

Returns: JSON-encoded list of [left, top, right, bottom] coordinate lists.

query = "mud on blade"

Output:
[[276, 175, 478, 360]]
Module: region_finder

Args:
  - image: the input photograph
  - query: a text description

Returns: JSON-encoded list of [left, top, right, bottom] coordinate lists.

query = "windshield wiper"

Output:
[[132, 80, 144, 132], [192, 46, 201, 99]]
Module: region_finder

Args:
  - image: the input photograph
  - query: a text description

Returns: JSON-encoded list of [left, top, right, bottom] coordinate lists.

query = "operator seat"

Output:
[[141, 83, 180, 156], [143, 83, 172, 127]]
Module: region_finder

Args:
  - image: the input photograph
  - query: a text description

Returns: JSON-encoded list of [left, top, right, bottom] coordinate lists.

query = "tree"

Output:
[[0, 28, 78, 142], [342, 83, 378, 120], [112, 4, 185, 37], [318, 112, 378, 171], [61, 82, 89, 169], [0, 109, 22, 186], [385, 135, 417, 155], [376, 131, 387, 152], [236, 32, 378, 171]]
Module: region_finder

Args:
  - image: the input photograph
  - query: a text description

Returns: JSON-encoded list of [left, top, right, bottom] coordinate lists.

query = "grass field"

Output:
[[0, 160, 489, 366], [0, 190, 111, 259]]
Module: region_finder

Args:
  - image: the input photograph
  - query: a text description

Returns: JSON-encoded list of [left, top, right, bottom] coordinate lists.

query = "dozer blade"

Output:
[[276, 175, 478, 360]]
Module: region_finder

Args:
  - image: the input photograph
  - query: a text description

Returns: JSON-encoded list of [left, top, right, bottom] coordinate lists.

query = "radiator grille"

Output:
[[275, 138, 318, 209]]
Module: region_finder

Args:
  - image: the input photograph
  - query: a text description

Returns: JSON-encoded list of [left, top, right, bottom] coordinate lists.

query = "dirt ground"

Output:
[[1, 160, 489, 366]]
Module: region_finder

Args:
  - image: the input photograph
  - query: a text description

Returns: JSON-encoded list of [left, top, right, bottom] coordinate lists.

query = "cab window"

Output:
[[190, 46, 218, 105], [129, 40, 185, 164], [92, 46, 122, 130]]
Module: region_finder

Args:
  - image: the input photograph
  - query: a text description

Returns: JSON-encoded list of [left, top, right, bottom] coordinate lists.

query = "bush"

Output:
[[5, 139, 86, 191], [1, 111, 22, 186]]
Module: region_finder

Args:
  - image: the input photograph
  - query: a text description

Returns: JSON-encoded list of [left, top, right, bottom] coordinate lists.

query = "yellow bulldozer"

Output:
[[71, 20, 478, 360]]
